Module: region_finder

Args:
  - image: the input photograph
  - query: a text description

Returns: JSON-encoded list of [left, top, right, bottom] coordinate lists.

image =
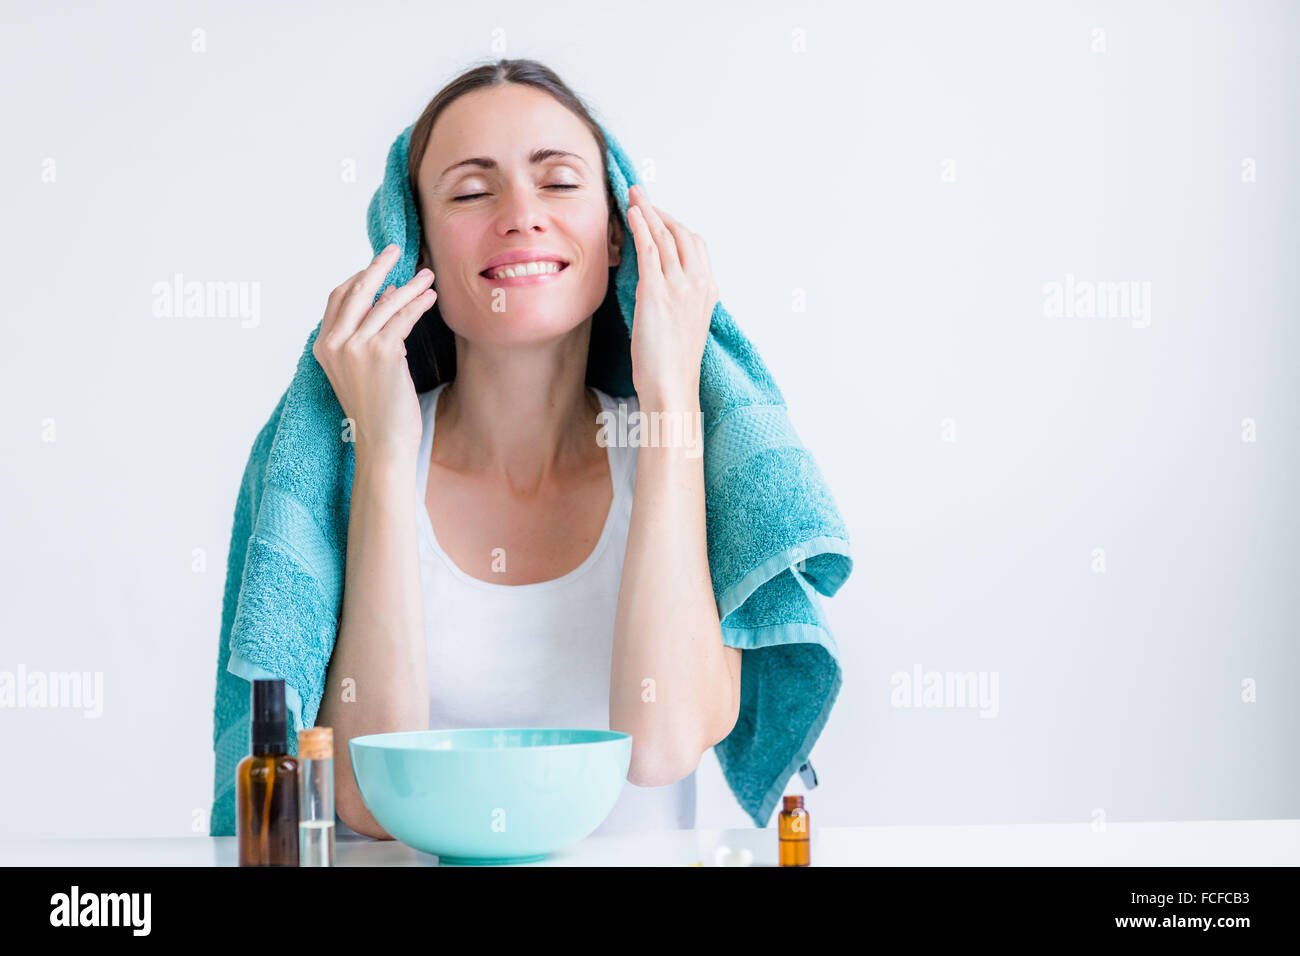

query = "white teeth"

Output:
[[486, 260, 563, 279]]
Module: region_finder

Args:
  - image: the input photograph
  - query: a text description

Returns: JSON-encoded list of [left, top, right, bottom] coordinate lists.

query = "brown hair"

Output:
[[401, 58, 630, 393]]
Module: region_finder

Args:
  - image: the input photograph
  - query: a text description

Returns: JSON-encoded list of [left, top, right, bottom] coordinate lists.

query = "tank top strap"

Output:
[[592, 387, 639, 497]]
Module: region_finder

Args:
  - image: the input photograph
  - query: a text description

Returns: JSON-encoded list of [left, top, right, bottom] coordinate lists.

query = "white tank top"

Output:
[[412, 381, 697, 837]]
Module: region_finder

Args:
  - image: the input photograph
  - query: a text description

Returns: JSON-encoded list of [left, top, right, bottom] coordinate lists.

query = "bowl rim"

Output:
[[347, 727, 633, 752]]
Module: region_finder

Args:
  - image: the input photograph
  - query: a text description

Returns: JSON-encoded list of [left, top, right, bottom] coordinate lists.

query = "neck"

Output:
[[434, 328, 601, 493]]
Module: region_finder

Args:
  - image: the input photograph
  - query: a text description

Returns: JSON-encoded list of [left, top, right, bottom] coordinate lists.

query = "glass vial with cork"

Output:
[[778, 794, 811, 866], [297, 726, 335, 867], [236, 679, 299, 867]]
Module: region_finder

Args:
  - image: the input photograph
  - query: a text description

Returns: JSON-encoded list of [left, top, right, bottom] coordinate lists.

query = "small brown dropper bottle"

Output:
[[236, 679, 300, 867], [778, 794, 811, 866]]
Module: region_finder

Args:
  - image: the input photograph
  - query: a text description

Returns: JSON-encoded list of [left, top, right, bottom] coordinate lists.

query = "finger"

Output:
[[630, 186, 682, 281], [694, 234, 717, 302], [356, 268, 434, 341], [327, 243, 403, 342], [692, 233, 711, 272], [627, 204, 663, 288], [323, 246, 398, 342], [368, 283, 397, 316], [375, 285, 437, 349], [650, 204, 697, 276], [363, 279, 417, 339]]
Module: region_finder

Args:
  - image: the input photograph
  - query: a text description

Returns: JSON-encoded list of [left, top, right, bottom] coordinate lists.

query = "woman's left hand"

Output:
[[625, 183, 718, 409]]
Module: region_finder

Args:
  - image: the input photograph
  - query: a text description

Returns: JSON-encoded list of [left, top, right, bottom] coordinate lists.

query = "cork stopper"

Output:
[[298, 726, 333, 760]]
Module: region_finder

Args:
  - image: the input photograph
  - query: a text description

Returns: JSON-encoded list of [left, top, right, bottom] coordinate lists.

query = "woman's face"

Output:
[[414, 83, 622, 346]]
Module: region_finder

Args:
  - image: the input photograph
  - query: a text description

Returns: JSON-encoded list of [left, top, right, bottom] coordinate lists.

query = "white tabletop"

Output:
[[2, 819, 1297, 866]]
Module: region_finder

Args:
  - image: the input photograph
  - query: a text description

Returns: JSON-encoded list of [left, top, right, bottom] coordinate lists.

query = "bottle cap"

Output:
[[783, 794, 805, 810], [298, 726, 333, 760], [250, 679, 288, 755]]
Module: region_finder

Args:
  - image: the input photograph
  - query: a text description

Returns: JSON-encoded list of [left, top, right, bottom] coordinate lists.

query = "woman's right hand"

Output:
[[313, 244, 437, 463]]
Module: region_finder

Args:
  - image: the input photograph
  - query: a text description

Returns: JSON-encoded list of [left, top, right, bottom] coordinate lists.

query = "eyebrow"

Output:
[[437, 148, 589, 183]]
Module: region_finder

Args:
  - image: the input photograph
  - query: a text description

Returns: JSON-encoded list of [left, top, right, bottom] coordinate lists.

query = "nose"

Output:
[[495, 180, 547, 235]]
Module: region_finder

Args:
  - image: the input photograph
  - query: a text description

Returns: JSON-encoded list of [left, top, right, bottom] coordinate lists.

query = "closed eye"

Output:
[[452, 184, 580, 202]]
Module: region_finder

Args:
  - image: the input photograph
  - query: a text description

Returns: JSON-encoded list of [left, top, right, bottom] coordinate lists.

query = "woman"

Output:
[[312, 59, 741, 839]]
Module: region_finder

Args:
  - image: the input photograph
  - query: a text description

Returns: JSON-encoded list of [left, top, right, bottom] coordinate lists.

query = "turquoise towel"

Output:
[[210, 119, 852, 836]]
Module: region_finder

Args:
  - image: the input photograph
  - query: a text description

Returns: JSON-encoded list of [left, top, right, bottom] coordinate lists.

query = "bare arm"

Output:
[[309, 245, 438, 839], [315, 448, 427, 839], [609, 185, 742, 786], [610, 395, 742, 787]]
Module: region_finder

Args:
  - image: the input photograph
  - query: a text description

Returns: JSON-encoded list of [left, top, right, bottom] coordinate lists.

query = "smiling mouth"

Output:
[[479, 261, 570, 280]]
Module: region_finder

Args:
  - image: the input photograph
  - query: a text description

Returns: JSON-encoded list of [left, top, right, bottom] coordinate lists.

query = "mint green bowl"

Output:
[[348, 728, 632, 865]]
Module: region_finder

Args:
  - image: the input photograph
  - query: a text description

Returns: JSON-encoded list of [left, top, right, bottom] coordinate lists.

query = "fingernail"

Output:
[[417, 267, 432, 278]]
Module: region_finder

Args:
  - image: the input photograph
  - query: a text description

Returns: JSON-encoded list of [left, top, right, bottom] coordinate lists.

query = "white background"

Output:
[[1, 0, 1296, 838]]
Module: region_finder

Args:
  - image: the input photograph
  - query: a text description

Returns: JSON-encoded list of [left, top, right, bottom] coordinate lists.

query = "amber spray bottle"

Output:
[[236, 679, 299, 866], [778, 795, 811, 866]]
